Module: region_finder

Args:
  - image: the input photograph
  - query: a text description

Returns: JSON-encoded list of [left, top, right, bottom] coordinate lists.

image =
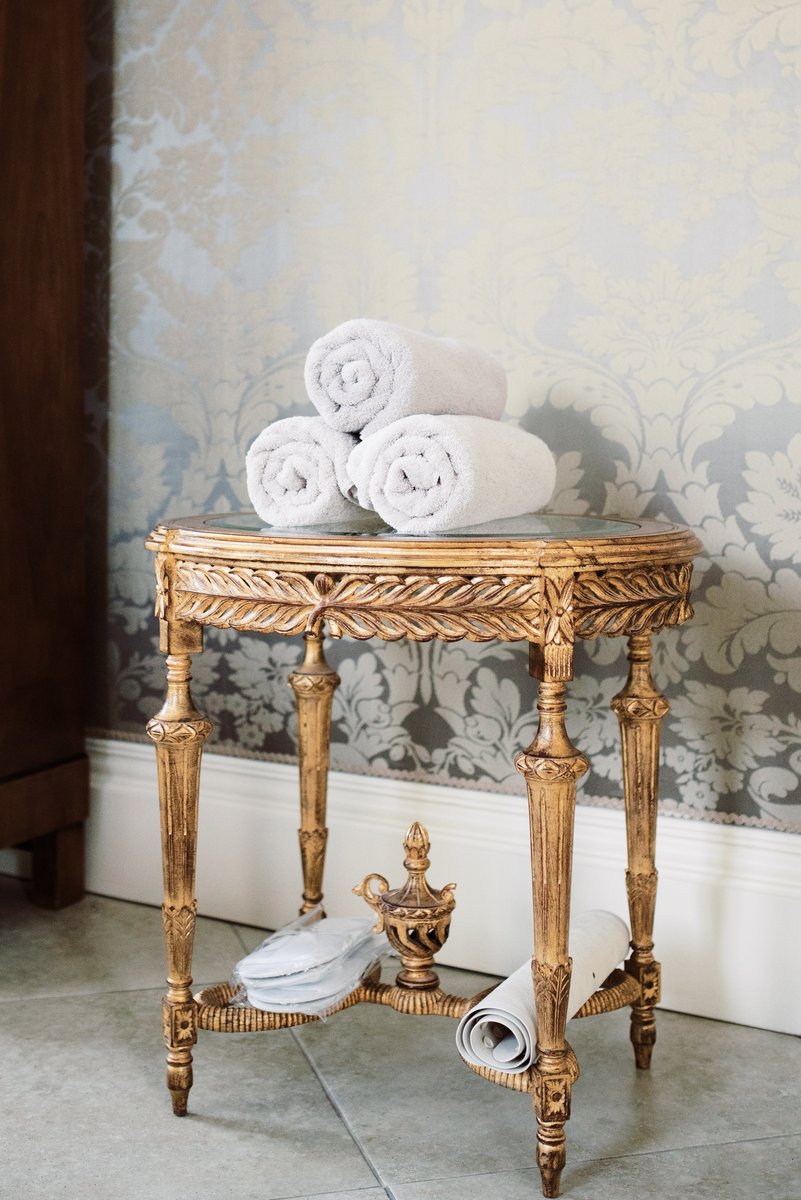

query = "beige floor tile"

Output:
[[0, 987, 377, 1200], [4, 888, 800, 1200], [296, 965, 801, 1186], [390, 1133, 801, 1200], [0, 875, 242, 1000]]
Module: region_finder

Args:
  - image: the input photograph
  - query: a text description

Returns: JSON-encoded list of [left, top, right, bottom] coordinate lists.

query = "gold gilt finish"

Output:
[[145, 616, 211, 1116], [612, 632, 669, 1070], [354, 821, 457, 990], [516, 659, 589, 1198], [145, 513, 701, 1198], [289, 628, 340, 915]]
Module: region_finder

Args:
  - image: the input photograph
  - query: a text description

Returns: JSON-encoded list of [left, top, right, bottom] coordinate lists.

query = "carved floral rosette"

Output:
[[163, 1002, 197, 1048]]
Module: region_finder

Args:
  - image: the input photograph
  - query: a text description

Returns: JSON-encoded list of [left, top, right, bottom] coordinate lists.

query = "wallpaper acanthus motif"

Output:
[[86, 0, 801, 832]]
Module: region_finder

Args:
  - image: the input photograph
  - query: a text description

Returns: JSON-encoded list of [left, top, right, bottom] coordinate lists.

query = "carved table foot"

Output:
[[534, 1053, 575, 1198], [626, 952, 661, 1070]]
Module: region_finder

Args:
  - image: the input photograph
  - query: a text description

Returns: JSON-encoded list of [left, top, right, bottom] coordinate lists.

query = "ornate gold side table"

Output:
[[145, 511, 701, 1198]]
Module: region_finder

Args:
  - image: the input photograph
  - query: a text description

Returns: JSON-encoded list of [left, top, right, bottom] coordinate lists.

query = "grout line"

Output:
[[230, 921, 277, 955], [389, 1129, 801, 1190], [581, 1128, 801, 1166], [290, 1028, 390, 1192], [271, 1187, 391, 1200], [586, 1128, 801, 1164], [230, 922, 254, 954], [0, 983, 169, 1004]]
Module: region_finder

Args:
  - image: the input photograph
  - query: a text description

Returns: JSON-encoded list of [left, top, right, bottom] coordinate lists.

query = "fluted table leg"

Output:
[[611, 632, 669, 1070], [289, 626, 340, 916], [146, 619, 211, 1116], [516, 662, 588, 1199]]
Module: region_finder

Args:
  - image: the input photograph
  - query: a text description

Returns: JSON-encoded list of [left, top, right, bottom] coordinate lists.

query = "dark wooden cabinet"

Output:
[[0, 1, 89, 905]]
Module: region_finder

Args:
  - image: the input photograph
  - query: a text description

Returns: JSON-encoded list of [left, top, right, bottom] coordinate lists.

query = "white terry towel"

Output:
[[456, 912, 631, 1074], [245, 415, 361, 527], [347, 414, 557, 534], [304, 319, 506, 436]]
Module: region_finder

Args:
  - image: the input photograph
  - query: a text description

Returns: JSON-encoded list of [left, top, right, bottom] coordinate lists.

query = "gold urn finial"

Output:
[[403, 821, 429, 869], [353, 822, 456, 991]]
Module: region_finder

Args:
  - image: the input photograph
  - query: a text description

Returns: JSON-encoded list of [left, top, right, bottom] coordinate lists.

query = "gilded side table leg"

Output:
[[611, 632, 669, 1070], [516, 671, 589, 1199], [289, 627, 340, 915], [146, 619, 212, 1116]]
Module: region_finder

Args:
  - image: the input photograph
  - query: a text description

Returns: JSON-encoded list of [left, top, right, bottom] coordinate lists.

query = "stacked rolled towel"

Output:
[[348, 414, 557, 534], [455, 911, 631, 1074], [245, 415, 362, 527], [304, 318, 507, 436], [246, 319, 557, 530]]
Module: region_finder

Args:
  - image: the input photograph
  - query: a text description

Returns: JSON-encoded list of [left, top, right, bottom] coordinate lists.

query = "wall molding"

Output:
[[3, 736, 799, 1035]]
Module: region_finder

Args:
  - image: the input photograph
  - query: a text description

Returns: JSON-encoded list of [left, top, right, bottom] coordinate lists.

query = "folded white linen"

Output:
[[242, 937, 387, 1013], [347, 414, 557, 533], [304, 319, 506, 436], [456, 911, 631, 1074], [234, 915, 376, 981], [232, 909, 389, 1015], [245, 415, 361, 527]]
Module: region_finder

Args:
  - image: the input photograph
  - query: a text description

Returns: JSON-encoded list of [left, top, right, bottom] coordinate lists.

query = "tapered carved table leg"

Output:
[[146, 619, 212, 1116], [516, 662, 589, 1199], [289, 626, 340, 915], [611, 632, 669, 1070]]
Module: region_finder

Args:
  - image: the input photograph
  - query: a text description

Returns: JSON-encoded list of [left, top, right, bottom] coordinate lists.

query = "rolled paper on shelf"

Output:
[[455, 911, 631, 1074], [245, 415, 366, 527], [347, 413, 557, 534], [304, 318, 506, 437]]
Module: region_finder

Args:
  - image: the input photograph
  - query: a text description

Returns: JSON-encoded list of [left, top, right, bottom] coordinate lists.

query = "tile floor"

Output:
[[1, 874, 799, 1200]]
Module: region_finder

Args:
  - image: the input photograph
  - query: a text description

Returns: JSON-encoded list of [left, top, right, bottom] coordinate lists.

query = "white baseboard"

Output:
[[6, 737, 800, 1035]]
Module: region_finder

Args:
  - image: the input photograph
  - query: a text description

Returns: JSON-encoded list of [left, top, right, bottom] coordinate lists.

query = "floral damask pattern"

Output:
[[87, 0, 801, 832]]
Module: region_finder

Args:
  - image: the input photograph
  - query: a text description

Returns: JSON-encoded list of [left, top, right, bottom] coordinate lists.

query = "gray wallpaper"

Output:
[[86, 0, 801, 833]]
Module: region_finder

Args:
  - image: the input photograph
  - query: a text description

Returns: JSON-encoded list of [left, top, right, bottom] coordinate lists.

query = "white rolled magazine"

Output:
[[456, 911, 631, 1074]]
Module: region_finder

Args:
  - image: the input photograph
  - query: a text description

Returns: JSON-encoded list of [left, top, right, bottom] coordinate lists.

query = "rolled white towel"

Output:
[[245, 415, 362, 527], [456, 912, 631, 1074], [347, 414, 557, 534], [304, 319, 506, 436]]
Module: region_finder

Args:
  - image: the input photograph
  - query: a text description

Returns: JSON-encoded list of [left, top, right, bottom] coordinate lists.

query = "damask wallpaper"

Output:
[[86, 0, 801, 833]]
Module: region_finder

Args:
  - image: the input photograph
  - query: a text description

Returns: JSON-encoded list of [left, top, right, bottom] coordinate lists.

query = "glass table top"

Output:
[[204, 512, 642, 541]]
